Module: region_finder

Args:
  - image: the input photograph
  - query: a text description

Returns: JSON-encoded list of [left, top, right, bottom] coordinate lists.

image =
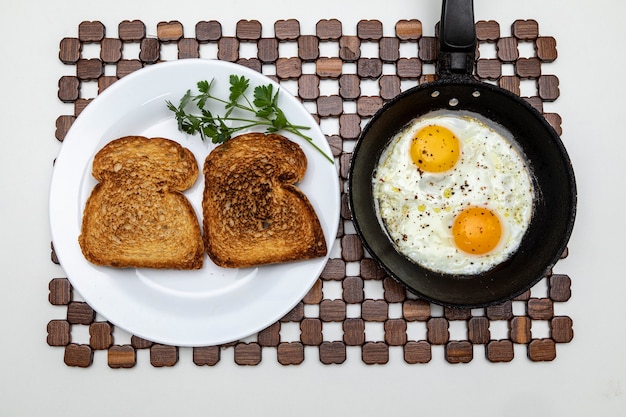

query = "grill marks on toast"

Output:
[[79, 136, 204, 269], [202, 133, 327, 268]]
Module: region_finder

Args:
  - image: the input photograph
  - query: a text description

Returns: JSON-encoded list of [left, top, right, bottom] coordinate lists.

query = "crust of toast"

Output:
[[79, 136, 204, 269], [202, 133, 327, 268]]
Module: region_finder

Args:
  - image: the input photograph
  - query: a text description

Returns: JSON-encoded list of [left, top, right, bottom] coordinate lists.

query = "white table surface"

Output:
[[2, 0, 625, 415]]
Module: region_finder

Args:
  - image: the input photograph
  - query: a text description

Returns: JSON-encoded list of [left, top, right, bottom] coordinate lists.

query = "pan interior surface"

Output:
[[349, 80, 576, 307]]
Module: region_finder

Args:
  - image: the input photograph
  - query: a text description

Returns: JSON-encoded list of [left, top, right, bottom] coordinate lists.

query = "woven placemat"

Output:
[[48, 18, 574, 367]]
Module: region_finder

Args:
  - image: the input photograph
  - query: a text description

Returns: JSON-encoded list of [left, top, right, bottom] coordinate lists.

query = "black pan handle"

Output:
[[438, 0, 476, 77]]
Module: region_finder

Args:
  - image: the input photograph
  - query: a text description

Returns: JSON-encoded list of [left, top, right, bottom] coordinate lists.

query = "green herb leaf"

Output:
[[197, 80, 210, 94], [166, 75, 334, 163], [194, 80, 213, 109], [228, 75, 249, 103], [271, 108, 288, 131], [254, 106, 273, 119], [252, 84, 274, 109]]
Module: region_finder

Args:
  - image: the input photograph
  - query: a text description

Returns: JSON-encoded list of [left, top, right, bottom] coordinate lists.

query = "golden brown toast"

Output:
[[79, 136, 204, 269], [202, 133, 327, 268]]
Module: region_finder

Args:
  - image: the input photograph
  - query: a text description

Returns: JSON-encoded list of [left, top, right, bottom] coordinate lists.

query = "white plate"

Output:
[[49, 59, 340, 347]]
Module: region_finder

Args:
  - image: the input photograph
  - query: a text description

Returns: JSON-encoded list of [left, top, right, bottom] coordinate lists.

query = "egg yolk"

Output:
[[410, 125, 460, 172], [452, 206, 502, 255]]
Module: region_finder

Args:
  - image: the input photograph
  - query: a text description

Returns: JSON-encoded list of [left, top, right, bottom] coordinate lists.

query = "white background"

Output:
[[1, 0, 625, 415]]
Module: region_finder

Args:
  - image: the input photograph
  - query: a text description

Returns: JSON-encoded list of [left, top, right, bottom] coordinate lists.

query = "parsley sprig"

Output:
[[166, 75, 333, 163]]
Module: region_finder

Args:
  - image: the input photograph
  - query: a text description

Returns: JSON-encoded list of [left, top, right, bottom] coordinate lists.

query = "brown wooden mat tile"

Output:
[[49, 19, 573, 367]]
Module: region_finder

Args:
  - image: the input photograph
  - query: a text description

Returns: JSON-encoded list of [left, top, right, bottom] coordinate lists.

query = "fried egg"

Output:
[[373, 112, 534, 275]]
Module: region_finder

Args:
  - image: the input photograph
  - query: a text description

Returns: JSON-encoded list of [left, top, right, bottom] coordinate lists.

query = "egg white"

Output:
[[372, 112, 534, 275]]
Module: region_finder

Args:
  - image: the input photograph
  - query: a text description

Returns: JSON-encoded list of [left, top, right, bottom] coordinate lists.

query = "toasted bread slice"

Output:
[[202, 133, 327, 268], [79, 136, 204, 269]]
